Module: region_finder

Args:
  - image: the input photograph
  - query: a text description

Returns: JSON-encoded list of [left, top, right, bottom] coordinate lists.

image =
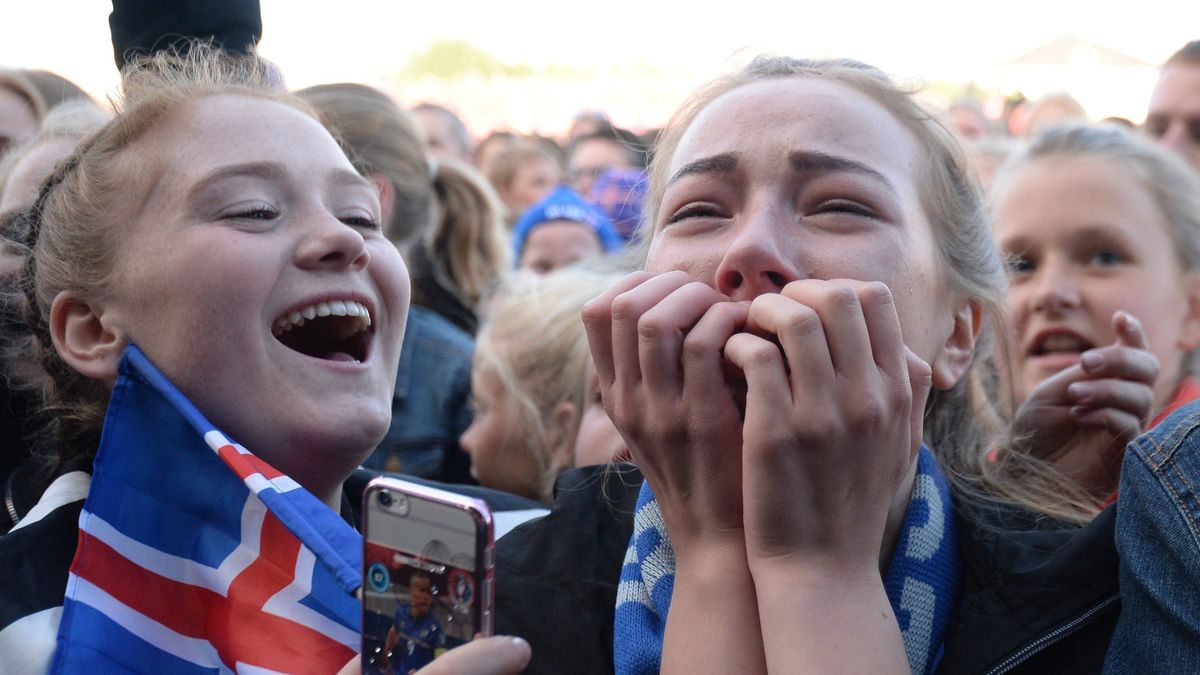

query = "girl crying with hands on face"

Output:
[[585, 57, 1118, 675]]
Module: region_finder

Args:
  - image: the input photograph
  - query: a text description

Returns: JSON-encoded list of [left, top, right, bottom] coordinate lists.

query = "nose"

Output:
[[1029, 258, 1081, 314], [294, 210, 370, 272], [459, 420, 478, 457], [713, 204, 802, 300]]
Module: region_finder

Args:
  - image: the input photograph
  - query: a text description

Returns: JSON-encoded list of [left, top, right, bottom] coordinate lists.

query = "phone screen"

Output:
[[362, 483, 492, 674]]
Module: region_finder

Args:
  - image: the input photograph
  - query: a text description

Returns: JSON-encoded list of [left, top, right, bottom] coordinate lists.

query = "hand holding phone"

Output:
[[361, 479, 494, 674]]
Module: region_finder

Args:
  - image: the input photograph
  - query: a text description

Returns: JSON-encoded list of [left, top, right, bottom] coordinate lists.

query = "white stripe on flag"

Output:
[[79, 498, 266, 596], [244, 473, 302, 496], [69, 574, 229, 672], [261, 545, 360, 649], [235, 663, 290, 675], [203, 430, 232, 453]]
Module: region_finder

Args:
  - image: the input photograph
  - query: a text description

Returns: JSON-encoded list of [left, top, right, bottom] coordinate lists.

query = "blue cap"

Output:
[[512, 185, 624, 264]]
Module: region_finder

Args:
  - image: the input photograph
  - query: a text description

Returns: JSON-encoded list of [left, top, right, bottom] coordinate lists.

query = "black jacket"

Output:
[[939, 505, 1118, 674], [495, 463, 642, 675], [494, 465, 1118, 675]]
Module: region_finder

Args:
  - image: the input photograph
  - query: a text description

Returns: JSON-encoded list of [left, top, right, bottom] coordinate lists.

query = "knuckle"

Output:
[[637, 313, 670, 341], [823, 284, 861, 311], [782, 306, 822, 337], [682, 330, 716, 360], [858, 281, 893, 306], [744, 341, 781, 369], [580, 297, 609, 325], [610, 292, 643, 324]]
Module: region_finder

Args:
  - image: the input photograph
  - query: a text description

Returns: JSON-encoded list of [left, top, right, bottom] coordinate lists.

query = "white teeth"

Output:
[[271, 300, 372, 337], [1039, 334, 1089, 353]]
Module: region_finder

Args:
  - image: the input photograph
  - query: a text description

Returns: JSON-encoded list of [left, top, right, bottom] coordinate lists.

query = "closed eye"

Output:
[[341, 215, 381, 231], [665, 202, 725, 224], [225, 204, 279, 221], [812, 199, 879, 219]]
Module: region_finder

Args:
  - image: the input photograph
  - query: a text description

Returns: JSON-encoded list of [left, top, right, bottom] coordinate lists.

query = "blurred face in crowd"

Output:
[[414, 106, 472, 163], [0, 86, 38, 155], [459, 361, 542, 501], [569, 137, 632, 196], [573, 371, 630, 466], [501, 157, 561, 218], [1145, 61, 1200, 170], [0, 137, 80, 278], [0, 137, 78, 214], [518, 221, 604, 274], [994, 155, 1200, 410]]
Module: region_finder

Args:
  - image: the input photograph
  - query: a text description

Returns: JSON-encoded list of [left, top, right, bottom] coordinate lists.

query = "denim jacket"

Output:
[[363, 306, 474, 483], [1104, 400, 1200, 672]]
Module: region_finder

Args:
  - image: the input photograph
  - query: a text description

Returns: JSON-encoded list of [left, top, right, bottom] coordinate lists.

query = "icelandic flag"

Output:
[[51, 346, 363, 673]]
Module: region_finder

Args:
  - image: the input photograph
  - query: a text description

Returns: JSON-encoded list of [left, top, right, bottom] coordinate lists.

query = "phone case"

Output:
[[360, 478, 494, 674]]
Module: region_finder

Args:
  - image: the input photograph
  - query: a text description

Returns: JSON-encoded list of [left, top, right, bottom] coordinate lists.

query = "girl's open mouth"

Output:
[[272, 299, 372, 363]]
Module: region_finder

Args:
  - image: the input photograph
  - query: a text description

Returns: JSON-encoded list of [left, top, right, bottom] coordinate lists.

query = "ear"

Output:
[[49, 290, 125, 382], [931, 299, 983, 391], [1177, 271, 1200, 351], [544, 400, 579, 473], [369, 173, 396, 225]]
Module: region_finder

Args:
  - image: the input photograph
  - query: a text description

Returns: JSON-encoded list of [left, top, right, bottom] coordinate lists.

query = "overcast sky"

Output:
[[2, 1, 1196, 100]]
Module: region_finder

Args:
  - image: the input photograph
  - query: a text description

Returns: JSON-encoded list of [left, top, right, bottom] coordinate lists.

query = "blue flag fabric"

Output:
[[51, 345, 363, 673]]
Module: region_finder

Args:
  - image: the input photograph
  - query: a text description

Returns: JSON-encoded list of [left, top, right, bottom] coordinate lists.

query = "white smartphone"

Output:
[[360, 477, 494, 674]]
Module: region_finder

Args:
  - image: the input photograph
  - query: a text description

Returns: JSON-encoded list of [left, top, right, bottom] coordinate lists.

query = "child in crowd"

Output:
[[583, 56, 1114, 674], [512, 185, 622, 274], [0, 48, 526, 674], [485, 141, 563, 227], [460, 266, 625, 504], [991, 123, 1200, 499]]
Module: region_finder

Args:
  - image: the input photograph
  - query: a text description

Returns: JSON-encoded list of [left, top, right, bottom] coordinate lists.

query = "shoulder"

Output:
[[938, 506, 1118, 674], [0, 472, 90, 674], [406, 307, 474, 357], [493, 464, 642, 675]]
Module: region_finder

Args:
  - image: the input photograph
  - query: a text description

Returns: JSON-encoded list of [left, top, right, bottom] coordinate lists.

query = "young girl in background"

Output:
[[992, 123, 1200, 498], [461, 266, 624, 504]]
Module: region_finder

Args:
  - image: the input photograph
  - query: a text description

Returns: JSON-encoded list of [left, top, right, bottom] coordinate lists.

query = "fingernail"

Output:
[[1081, 351, 1103, 372], [1070, 405, 1090, 418], [1068, 382, 1092, 403]]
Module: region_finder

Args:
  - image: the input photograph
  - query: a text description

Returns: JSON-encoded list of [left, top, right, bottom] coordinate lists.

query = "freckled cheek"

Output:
[[645, 244, 721, 285]]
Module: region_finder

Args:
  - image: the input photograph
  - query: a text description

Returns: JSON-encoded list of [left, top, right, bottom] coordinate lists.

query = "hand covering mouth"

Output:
[[271, 299, 372, 363]]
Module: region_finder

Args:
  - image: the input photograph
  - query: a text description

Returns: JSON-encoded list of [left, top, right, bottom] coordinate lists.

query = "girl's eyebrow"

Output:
[[187, 163, 374, 200], [666, 151, 897, 196], [666, 153, 738, 186], [788, 151, 896, 196], [187, 161, 286, 200]]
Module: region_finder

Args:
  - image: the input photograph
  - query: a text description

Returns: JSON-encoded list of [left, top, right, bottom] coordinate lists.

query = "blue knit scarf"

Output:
[[614, 446, 959, 674]]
